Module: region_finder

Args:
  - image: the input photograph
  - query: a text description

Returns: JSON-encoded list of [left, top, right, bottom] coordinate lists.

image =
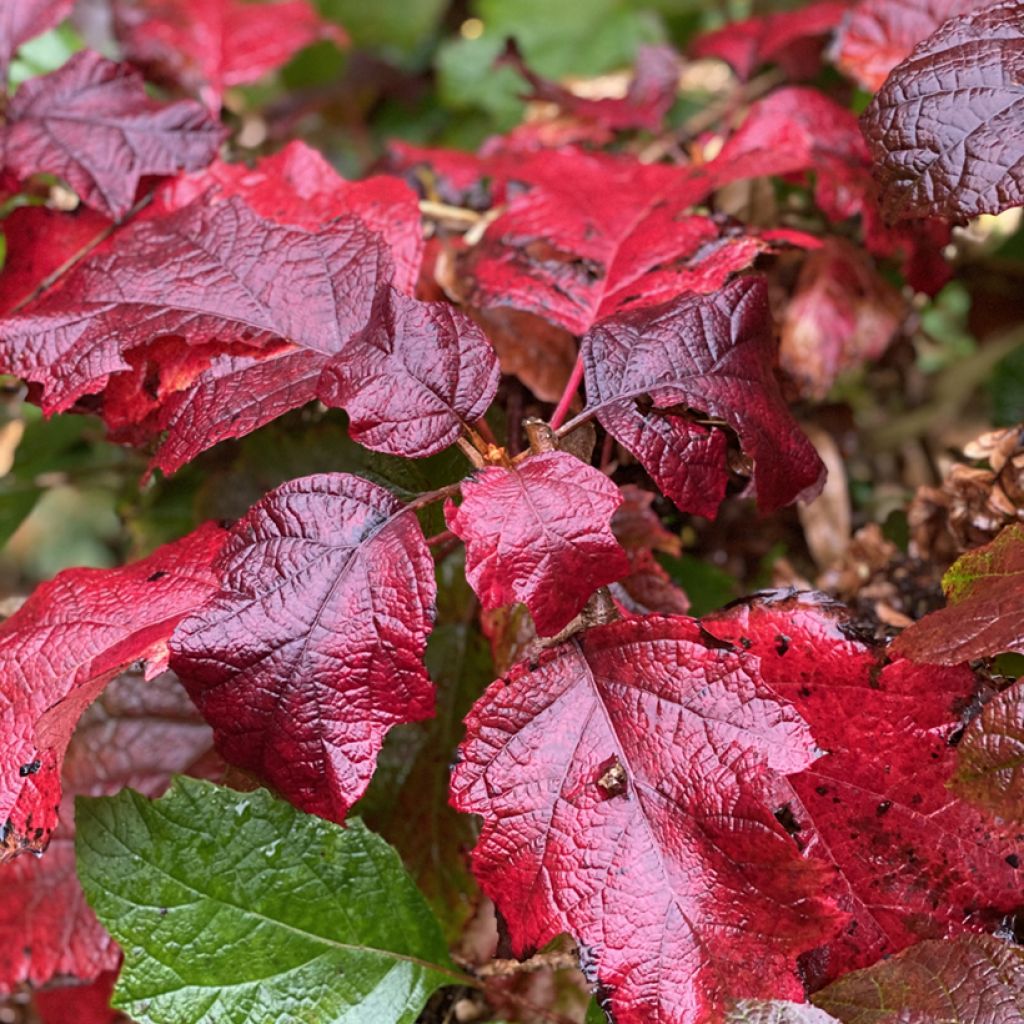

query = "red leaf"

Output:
[[0, 522, 225, 861], [861, 2, 1024, 220], [0, 192, 390, 410], [500, 41, 681, 131], [458, 147, 803, 335], [319, 288, 499, 458], [713, 86, 953, 294], [703, 592, 1023, 985], [112, 0, 347, 110], [33, 970, 121, 1024], [450, 615, 840, 1024], [160, 141, 424, 293], [892, 523, 1024, 664], [0, 669, 214, 993], [0, 0, 73, 82], [692, 2, 849, 81], [444, 451, 631, 636], [780, 238, 904, 400], [169, 473, 436, 824], [581, 276, 825, 517], [0, 50, 224, 218], [831, 0, 978, 91]]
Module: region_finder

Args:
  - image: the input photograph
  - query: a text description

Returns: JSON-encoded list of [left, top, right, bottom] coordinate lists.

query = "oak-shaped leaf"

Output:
[[76, 779, 466, 1024], [813, 935, 1024, 1023], [0, 522, 225, 861], [692, 2, 849, 81], [892, 522, 1024, 664], [112, 0, 347, 110], [320, 288, 499, 458], [169, 473, 436, 824], [444, 451, 630, 636], [954, 678, 1024, 822], [861, 1, 1024, 220], [450, 615, 841, 1024], [831, 0, 978, 91], [0, 0, 73, 82], [0, 50, 224, 218], [580, 276, 825, 517], [703, 592, 1023, 985], [0, 669, 215, 993], [0, 192, 390, 412]]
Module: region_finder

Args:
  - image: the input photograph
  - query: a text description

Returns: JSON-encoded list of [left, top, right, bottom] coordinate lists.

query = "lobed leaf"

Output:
[[451, 615, 839, 1024], [445, 450, 631, 635], [0, 522, 225, 860], [861, 1, 1024, 220], [703, 593, 1023, 985], [580, 276, 825, 517], [169, 473, 436, 824], [76, 778, 463, 1024], [0, 50, 223, 218]]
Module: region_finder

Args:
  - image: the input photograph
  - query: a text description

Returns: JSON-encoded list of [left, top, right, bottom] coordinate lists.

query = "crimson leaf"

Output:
[[444, 451, 631, 636], [450, 615, 840, 1024], [0, 669, 215, 993], [703, 592, 1023, 985], [169, 473, 436, 824], [0, 0, 73, 82], [831, 0, 979, 91], [692, 2, 849, 81], [892, 522, 1024, 664], [112, 0, 347, 110], [319, 287, 499, 458], [861, 1, 1024, 220], [580, 276, 825, 517], [0, 50, 224, 218], [0, 522, 225, 860]]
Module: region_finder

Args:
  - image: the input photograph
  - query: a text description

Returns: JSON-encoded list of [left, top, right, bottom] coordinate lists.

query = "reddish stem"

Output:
[[472, 416, 499, 447], [548, 352, 585, 431], [426, 529, 455, 547]]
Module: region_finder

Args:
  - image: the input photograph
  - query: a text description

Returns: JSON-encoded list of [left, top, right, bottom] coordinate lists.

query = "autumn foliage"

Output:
[[0, 1, 1023, 1023]]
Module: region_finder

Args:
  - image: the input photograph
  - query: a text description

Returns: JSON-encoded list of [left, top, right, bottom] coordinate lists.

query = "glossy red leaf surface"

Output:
[[832, 0, 979, 91], [581, 276, 825, 517], [861, 1, 1024, 220], [169, 473, 436, 824], [713, 86, 952, 294], [692, 2, 849, 81], [320, 288, 499, 458], [0, 50, 223, 218], [450, 615, 840, 1024], [813, 935, 1024, 1023], [0, 522, 224, 861], [501, 41, 681, 131], [0, 0, 73, 81], [703, 592, 1023, 985], [113, 0, 347, 109], [450, 145, 810, 335], [893, 523, 1024, 664], [0, 669, 214, 993], [444, 451, 631, 636], [0, 193, 389, 410]]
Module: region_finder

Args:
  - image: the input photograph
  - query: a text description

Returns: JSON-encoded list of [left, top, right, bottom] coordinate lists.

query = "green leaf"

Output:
[[9, 23, 83, 87], [320, 0, 447, 63], [76, 778, 471, 1024], [436, 0, 664, 128]]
